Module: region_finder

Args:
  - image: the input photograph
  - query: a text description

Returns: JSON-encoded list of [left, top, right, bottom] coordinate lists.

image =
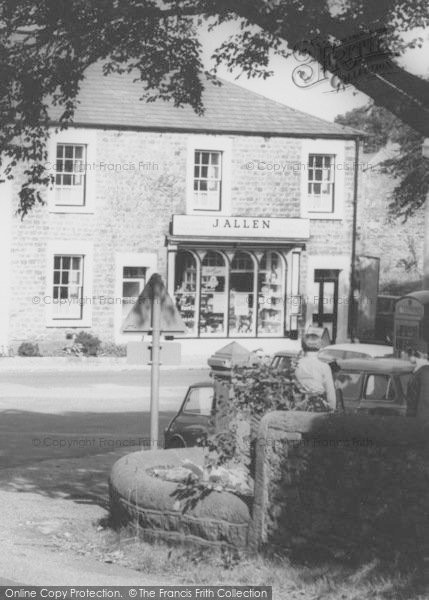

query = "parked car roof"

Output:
[[337, 358, 414, 374], [189, 381, 214, 388], [320, 343, 393, 357], [403, 290, 429, 304]]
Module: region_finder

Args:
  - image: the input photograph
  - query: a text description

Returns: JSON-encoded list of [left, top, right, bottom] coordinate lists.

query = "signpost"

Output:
[[150, 276, 162, 450], [122, 273, 186, 449]]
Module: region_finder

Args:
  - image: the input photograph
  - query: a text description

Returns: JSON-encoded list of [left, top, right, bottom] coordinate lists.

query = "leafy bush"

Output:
[[99, 342, 127, 357], [71, 331, 101, 356], [201, 362, 302, 475], [230, 362, 298, 418], [17, 342, 41, 357]]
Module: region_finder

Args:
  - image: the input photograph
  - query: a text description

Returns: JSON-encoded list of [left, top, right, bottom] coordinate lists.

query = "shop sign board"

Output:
[[172, 215, 310, 239]]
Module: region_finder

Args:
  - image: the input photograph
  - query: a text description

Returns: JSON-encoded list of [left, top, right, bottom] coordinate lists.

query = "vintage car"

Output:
[[335, 358, 414, 416], [165, 358, 416, 448], [164, 381, 214, 448]]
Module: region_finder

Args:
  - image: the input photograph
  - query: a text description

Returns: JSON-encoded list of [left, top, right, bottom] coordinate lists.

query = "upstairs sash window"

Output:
[[307, 154, 335, 213], [55, 144, 86, 206], [193, 150, 222, 211]]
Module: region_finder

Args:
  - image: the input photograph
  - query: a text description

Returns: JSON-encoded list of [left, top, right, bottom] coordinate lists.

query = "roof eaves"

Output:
[[49, 119, 362, 139]]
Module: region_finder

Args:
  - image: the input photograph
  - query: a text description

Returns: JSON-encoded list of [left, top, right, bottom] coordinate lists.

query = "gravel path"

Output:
[[0, 451, 174, 585]]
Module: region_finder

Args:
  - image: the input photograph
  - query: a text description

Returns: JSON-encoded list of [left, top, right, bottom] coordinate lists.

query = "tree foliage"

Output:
[[0, 0, 428, 215], [336, 103, 429, 220], [335, 105, 404, 154], [382, 128, 429, 220]]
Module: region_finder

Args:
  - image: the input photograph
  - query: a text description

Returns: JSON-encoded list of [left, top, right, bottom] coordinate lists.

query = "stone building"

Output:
[[0, 66, 360, 359], [357, 144, 424, 296]]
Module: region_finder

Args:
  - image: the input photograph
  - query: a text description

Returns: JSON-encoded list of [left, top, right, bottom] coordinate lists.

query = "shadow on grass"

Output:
[[0, 410, 175, 507]]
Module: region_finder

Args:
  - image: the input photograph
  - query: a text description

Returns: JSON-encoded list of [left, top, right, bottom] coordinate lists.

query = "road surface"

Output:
[[0, 367, 213, 585], [0, 368, 209, 468]]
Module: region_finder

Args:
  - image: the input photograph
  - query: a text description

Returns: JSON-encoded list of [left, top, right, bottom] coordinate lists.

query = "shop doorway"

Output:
[[312, 269, 340, 342]]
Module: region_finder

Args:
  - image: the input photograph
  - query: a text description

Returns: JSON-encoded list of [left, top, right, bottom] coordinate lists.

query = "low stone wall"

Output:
[[250, 411, 429, 563]]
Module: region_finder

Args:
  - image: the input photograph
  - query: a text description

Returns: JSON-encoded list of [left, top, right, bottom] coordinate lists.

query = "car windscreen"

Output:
[[271, 355, 293, 370], [335, 370, 363, 403], [183, 387, 214, 416], [364, 374, 396, 402]]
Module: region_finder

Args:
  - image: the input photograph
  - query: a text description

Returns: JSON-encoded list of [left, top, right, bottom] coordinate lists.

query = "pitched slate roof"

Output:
[[50, 65, 360, 138]]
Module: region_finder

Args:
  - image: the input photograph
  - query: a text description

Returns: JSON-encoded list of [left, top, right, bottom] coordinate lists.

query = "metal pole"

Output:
[[348, 136, 360, 340], [150, 280, 161, 450], [423, 193, 429, 290], [423, 193, 429, 289], [422, 140, 429, 289]]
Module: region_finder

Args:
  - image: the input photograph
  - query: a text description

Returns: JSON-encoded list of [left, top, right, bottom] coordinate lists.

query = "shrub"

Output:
[[230, 361, 298, 418], [72, 331, 101, 356], [17, 342, 41, 357], [202, 362, 301, 474], [99, 342, 127, 357]]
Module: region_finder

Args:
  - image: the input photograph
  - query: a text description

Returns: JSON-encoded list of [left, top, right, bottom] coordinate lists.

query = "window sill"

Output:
[[48, 206, 94, 215], [46, 319, 92, 328], [302, 212, 344, 221], [186, 208, 224, 216]]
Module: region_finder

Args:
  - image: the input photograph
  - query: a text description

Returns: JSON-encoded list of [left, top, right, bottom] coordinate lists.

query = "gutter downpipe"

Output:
[[348, 136, 361, 341]]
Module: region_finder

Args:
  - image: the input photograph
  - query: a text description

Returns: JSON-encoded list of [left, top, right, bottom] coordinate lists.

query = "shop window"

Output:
[[193, 150, 222, 211], [307, 154, 335, 213], [122, 266, 146, 321], [229, 252, 255, 336], [52, 255, 84, 319], [258, 251, 285, 336], [200, 251, 227, 336], [173, 248, 290, 338], [55, 143, 86, 206], [174, 251, 198, 335]]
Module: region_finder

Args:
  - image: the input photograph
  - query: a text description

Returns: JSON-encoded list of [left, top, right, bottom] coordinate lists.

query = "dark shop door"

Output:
[[312, 269, 340, 343]]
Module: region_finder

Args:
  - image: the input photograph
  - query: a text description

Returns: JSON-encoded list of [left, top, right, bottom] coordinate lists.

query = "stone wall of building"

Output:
[[8, 128, 356, 349], [357, 149, 423, 295], [250, 411, 429, 563]]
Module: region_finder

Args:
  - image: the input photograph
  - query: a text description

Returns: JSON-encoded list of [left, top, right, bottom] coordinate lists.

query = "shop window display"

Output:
[[173, 248, 288, 338], [200, 251, 227, 335], [258, 251, 285, 335], [174, 251, 198, 335], [229, 251, 255, 336]]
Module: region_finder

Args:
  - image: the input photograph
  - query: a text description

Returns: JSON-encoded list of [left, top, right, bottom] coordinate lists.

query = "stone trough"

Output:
[[109, 447, 251, 549]]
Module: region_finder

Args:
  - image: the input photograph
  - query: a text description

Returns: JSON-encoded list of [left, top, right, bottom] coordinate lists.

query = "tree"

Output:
[[335, 105, 404, 154], [1, 0, 429, 215], [335, 104, 429, 220]]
